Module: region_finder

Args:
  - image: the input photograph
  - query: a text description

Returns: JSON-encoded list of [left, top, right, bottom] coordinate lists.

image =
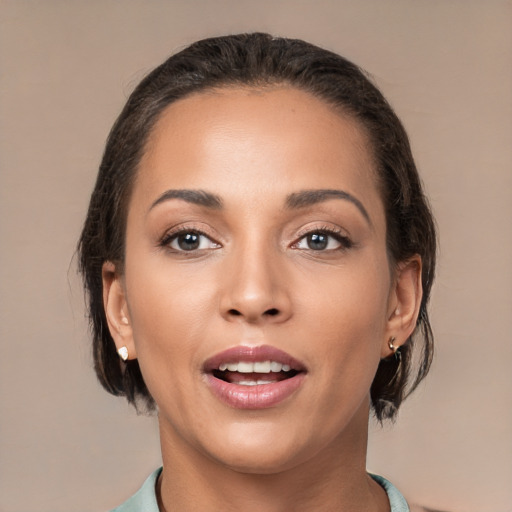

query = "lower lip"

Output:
[[205, 373, 305, 409]]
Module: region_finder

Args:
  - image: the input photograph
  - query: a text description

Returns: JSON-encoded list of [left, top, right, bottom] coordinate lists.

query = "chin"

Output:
[[214, 448, 307, 476], [201, 423, 319, 476]]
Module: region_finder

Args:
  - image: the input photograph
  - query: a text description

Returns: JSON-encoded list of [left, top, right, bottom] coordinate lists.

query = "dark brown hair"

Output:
[[78, 33, 436, 421]]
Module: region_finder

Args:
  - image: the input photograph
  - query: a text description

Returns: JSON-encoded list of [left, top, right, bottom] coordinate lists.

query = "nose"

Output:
[[219, 244, 293, 325]]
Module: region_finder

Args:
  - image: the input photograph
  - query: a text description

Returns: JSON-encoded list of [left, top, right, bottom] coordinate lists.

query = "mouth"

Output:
[[213, 360, 299, 385], [203, 345, 306, 409]]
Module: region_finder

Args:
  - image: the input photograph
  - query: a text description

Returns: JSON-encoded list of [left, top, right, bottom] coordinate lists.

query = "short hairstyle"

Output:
[[78, 33, 436, 421]]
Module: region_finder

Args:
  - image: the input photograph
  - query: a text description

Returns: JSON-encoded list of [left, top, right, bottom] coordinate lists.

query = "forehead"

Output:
[[134, 86, 382, 216]]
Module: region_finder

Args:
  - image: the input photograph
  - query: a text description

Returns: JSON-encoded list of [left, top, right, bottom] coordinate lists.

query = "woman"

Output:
[[78, 33, 436, 512]]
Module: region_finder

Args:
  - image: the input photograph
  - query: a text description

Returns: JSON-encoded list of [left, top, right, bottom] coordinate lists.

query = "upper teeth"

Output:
[[218, 361, 292, 373]]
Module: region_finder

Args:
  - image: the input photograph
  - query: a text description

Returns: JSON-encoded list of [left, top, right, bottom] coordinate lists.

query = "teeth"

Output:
[[238, 380, 274, 386], [218, 361, 292, 373], [237, 362, 254, 373], [270, 361, 282, 372], [253, 361, 271, 373]]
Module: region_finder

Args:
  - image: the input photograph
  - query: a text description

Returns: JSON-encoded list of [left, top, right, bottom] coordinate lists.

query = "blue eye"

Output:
[[165, 231, 219, 252], [295, 231, 351, 251]]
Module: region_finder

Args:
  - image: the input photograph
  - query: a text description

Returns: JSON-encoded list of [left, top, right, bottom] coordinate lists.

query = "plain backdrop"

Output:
[[1, 1, 511, 511]]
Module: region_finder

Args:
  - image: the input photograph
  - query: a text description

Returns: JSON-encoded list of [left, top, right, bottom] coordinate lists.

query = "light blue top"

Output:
[[111, 467, 410, 512]]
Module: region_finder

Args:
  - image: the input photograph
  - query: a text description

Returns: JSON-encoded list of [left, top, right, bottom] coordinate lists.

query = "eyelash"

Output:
[[159, 225, 353, 254], [293, 226, 353, 252], [159, 226, 220, 253]]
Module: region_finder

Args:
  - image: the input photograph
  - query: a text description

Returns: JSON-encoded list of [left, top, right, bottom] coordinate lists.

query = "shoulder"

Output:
[[370, 474, 452, 512], [369, 473, 409, 511], [110, 468, 162, 512]]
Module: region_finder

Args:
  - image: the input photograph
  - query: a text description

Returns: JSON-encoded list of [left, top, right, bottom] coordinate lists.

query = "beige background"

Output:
[[1, 1, 511, 511]]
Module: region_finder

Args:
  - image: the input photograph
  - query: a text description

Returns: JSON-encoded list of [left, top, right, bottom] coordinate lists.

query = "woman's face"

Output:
[[105, 87, 414, 473]]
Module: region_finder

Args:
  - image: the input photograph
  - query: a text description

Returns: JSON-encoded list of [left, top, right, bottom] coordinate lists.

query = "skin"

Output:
[[103, 87, 422, 512]]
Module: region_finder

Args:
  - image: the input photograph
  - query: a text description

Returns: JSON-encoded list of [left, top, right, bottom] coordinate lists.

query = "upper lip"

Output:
[[203, 344, 306, 373]]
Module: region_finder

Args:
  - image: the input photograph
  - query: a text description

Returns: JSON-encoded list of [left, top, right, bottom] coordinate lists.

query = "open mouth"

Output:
[[212, 361, 300, 386], [203, 346, 306, 409]]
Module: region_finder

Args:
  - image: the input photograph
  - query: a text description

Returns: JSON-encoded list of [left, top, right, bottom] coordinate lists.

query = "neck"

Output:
[[156, 402, 389, 512]]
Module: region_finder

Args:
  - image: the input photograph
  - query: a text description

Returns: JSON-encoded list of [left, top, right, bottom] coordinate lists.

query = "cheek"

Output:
[[124, 260, 218, 363], [122, 262, 220, 418], [301, 257, 390, 330], [299, 256, 391, 380]]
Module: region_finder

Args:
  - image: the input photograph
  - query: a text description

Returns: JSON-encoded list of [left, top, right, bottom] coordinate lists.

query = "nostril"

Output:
[[225, 307, 282, 320]]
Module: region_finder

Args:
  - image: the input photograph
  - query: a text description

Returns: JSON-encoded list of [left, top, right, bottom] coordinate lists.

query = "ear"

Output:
[[102, 261, 136, 360], [382, 255, 423, 358]]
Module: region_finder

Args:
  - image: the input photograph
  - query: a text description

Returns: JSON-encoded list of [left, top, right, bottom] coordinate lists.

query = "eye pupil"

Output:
[[178, 232, 200, 251], [308, 233, 328, 250]]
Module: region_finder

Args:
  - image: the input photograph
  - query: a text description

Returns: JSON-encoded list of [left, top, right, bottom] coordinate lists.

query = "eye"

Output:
[[294, 230, 351, 251], [163, 230, 220, 252]]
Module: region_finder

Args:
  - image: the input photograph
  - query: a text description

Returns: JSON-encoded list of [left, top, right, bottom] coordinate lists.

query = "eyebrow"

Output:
[[148, 187, 370, 225], [149, 189, 223, 211], [286, 189, 371, 225]]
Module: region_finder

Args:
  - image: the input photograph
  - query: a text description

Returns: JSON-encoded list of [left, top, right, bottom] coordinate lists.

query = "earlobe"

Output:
[[382, 255, 423, 358], [102, 261, 136, 360]]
